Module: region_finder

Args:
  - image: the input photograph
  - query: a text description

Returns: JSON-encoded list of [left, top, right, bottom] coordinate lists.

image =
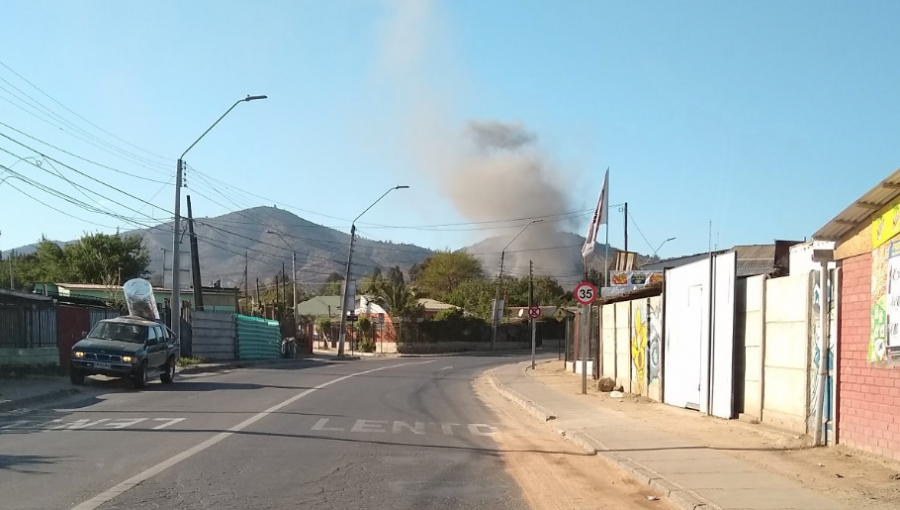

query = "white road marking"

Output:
[[393, 421, 425, 435], [151, 418, 185, 430], [311, 418, 344, 432], [439, 366, 453, 371], [467, 424, 500, 436], [104, 418, 148, 429], [307, 419, 497, 437], [70, 360, 436, 510], [351, 419, 388, 433], [60, 419, 110, 430]]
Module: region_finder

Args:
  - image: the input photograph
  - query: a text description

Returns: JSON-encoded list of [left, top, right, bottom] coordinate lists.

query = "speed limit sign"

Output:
[[574, 281, 597, 305]]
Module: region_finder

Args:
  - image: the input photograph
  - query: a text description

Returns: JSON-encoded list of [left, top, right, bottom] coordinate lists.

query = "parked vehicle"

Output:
[[70, 315, 180, 388]]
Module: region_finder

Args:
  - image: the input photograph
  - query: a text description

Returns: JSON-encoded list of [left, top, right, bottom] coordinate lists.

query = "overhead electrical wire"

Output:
[[0, 59, 173, 163]]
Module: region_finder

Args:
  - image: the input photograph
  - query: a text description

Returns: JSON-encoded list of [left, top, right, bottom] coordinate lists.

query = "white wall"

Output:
[[762, 273, 811, 433], [615, 302, 631, 391], [736, 275, 766, 420], [601, 304, 616, 378], [789, 240, 836, 276]]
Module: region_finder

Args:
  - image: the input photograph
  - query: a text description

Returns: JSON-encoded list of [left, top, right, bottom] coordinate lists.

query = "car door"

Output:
[[146, 326, 166, 369]]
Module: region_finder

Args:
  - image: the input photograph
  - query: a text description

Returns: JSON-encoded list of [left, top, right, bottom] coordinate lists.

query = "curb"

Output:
[[486, 365, 718, 510], [486, 371, 556, 422], [0, 387, 87, 413]]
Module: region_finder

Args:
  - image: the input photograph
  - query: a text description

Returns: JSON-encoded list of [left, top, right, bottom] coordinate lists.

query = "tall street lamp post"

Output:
[[491, 219, 543, 350], [337, 185, 409, 356], [171, 95, 266, 336]]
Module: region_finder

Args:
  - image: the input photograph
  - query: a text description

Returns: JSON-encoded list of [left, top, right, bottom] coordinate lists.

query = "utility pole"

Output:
[[337, 225, 357, 355], [530, 260, 536, 370], [623, 201, 629, 255], [171, 158, 184, 336], [244, 251, 249, 298], [291, 250, 297, 319], [255, 278, 261, 315], [282, 262, 287, 318], [491, 251, 506, 351], [187, 195, 204, 311], [172, 94, 267, 349], [8, 250, 13, 290]]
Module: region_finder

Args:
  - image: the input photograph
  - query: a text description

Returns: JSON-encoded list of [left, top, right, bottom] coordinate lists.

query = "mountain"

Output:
[[5, 206, 652, 290], [133, 206, 435, 288], [463, 231, 653, 285]]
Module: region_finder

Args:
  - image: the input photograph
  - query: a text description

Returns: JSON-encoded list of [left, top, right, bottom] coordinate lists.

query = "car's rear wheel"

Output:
[[160, 356, 175, 384], [70, 368, 85, 386], [133, 361, 147, 389]]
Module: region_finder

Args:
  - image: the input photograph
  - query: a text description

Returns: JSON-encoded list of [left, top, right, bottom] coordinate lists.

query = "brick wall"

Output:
[[837, 251, 900, 461]]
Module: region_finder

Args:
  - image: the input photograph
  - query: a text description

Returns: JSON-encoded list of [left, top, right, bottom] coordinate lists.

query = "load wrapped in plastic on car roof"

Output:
[[123, 278, 160, 320]]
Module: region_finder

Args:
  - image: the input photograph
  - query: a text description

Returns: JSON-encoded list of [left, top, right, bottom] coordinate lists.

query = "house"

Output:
[[416, 298, 459, 318], [295, 295, 344, 318], [642, 243, 798, 277], [32, 282, 239, 312], [812, 165, 900, 462]]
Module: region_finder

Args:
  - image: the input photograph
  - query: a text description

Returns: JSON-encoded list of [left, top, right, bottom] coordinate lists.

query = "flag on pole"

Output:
[[581, 168, 609, 258]]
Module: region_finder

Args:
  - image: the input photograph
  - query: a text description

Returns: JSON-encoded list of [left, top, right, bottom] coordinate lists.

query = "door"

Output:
[[146, 326, 166, 368], [685, 284, 704, 410]]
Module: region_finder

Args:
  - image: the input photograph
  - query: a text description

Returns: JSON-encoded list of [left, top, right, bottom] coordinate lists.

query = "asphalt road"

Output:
[[0, 354, 539, 510]]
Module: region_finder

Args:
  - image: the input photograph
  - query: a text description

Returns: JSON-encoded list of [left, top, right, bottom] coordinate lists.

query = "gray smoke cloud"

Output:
[[376, 0, 581, 280]]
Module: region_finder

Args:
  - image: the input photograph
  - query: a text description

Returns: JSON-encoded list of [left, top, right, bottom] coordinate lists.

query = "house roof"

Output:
[[0, 288, 52, 302], [296, 295, 343, 316], [640, 244, 777, 277], [813, 164, 900, 242], [416, 298, 457, 311], [39, 282, 236, 294]]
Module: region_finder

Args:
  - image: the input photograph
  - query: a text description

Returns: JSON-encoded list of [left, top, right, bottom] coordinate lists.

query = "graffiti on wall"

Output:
[[869, 239, 900, 366], [809, 274, 835, 436], [631, 301, 662, 396]]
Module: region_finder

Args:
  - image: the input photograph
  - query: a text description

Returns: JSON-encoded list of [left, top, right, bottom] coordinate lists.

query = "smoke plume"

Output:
[[376, 0, 580, 280]]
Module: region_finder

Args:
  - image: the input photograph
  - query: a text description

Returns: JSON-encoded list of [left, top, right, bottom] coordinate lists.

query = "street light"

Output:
[[651, 237, 676, 259], [337, 185, 409, 356], [171, 94, 266, 338], [491, 219, 543, 350], [266, 230, 297, 319]]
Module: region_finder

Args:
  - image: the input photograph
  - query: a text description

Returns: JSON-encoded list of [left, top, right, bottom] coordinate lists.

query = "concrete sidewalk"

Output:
[[489, 361, 845, 510]]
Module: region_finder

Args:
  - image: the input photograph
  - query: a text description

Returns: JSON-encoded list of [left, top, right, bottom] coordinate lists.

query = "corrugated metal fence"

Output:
[[0, 305, 57, 348], [235, 314, 281, 360]]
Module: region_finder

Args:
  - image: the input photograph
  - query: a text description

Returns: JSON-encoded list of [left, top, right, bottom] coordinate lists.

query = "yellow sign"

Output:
[[872, 201, 900, 249], [553, 308, 567, 322]]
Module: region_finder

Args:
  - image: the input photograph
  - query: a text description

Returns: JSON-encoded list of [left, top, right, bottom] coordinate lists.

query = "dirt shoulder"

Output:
[[530, 361, 900, 510], [472, 375, 675, 510]]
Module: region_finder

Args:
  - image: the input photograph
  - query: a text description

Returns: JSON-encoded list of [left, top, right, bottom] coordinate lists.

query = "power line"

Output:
[[0, 121, 172, 184], [0, 59, 173, 163]]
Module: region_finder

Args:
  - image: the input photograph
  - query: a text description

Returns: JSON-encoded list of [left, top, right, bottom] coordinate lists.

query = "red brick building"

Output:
[[815, 168, 900, 462]]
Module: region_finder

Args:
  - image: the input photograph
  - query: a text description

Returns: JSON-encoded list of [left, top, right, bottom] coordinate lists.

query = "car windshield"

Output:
[[88, 322, 147, 344]]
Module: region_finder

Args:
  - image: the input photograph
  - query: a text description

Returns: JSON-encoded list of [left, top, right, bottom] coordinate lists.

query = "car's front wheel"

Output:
[[160, 356, 175, 384], [133, 361, 147, 389], [70, 368, 85, 386]]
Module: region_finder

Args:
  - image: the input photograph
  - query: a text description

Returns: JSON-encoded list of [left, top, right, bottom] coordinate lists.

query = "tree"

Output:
[[63, 233, 150, 284], [412, 251, 483, 300], [318, 272, 344, 296], [371, 279, 423, 319]]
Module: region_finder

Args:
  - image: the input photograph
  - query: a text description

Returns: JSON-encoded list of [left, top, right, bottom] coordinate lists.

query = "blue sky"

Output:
[[1, 0, 899, 262]]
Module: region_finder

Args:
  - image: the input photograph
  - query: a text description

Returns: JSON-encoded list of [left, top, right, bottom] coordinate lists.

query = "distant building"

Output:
[[32, 282, 239, 312]]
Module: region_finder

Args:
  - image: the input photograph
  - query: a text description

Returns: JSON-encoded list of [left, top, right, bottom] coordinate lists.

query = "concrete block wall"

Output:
[[601, 304, 616, 378], [737, 275, 766, 420], [191, 311, 237, 361], [614, 302, 631, 391], [0, 347, 59, 367], [837, 252, 900, 462], [762, 272, 811, 434]]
